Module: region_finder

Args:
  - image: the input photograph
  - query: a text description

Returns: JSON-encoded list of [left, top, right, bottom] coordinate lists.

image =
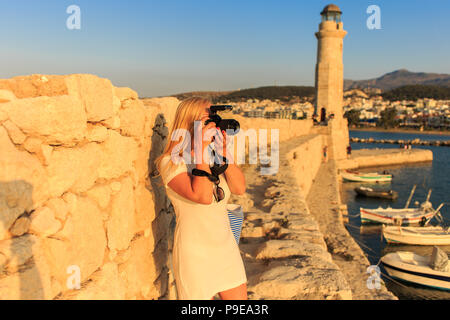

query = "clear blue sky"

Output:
[[1, 0, 449, 97]]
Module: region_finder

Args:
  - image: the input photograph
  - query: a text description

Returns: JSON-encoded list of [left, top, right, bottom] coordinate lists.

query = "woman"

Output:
[[155, 97, 248, 300]]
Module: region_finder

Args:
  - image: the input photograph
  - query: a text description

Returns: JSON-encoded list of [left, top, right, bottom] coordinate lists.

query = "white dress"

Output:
[[160, 155, 247, 300]]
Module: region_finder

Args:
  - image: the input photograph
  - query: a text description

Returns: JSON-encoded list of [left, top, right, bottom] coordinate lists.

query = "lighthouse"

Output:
[[314, 4, 349, 160]]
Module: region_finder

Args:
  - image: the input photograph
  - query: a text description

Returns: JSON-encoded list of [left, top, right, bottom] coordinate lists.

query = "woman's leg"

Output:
[[218, 283, 248, 300]]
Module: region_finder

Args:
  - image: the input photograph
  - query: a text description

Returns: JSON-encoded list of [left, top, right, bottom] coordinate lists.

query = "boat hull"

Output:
[[381, 252, 450, 291], [383, 226, 450, 245], [342, 170, 392, 183], [360, 208, 435, 225], [354, 187, 398, 200]]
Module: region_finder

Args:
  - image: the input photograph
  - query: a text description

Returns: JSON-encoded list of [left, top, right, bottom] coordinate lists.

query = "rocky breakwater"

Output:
[[351, 137, 450, 147], [0, 74, 181, 299]]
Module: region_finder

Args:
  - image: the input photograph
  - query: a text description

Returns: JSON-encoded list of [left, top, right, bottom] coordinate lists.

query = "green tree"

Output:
[[344, 109, 361, 127], [377, 107, 399, 128]]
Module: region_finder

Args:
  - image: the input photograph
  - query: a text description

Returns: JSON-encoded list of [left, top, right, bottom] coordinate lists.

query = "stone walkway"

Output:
[[306, 160, 397, 300], [231, 136, 352, 300]]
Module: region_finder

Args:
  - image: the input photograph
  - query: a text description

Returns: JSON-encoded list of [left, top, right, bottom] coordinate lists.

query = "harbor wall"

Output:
[[337, 149, 434, 170]]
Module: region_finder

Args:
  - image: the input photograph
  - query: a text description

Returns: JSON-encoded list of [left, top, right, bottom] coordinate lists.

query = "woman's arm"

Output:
[[168, 162, 214, 205], [224, 163, 246, 195], [216, 129, 246, 195]]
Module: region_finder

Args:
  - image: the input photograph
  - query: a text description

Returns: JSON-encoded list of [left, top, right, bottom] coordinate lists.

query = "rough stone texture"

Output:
[[98, 130, 138, 180], [118, 100, 146, 137], [29, 206, 61, 237], [1, 95, 87, 145], [107, 177, 136, 251], [115, 87, 139, 102], [43, 197, 107, 288], [65, 74, 114, 122], [0, 74, 177, 300], [46, 143, 102, 197]]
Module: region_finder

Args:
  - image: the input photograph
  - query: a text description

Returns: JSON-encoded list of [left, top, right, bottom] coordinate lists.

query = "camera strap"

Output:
[[191, 150, 228, 181]]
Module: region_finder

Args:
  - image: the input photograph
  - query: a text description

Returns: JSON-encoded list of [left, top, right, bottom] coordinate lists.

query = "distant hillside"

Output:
[[382, 85, 450, 101], [171, 86, 315, 103], [344, 69, 450, 91]]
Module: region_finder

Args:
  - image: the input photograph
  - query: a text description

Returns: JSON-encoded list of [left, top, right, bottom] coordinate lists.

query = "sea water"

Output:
[[341, 130, 450, 300]]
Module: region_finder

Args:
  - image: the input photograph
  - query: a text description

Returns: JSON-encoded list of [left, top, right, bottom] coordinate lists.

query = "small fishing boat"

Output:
[[381, 250, 450, 291], [360, 202, 437, 225], [383, 225, 450, 245], [360, 188, 441, 226], [341, 170, 392, 183], [354, 186, 398, 200]]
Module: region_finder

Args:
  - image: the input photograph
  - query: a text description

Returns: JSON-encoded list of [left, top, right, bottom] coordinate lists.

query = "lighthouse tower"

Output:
[[314, 4, 349, 160]]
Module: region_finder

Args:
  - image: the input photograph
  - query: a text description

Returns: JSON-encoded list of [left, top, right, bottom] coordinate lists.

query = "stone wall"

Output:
[[0, 74, 180, 299], [0, 74, 316, 300], [285, 134, 326, 197]]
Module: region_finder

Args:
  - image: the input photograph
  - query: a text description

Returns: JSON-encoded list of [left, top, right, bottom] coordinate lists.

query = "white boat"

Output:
[[383, 226, 450, 245], [381, 251, 450, 291], [341, 170, 392, 183], [360, 202, 436, 225], [360, 202, 443, 226]]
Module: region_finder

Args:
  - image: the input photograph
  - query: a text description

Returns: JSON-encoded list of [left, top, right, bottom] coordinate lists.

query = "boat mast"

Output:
[[404, 185, 417, 209], [425, 189, 432, 202]]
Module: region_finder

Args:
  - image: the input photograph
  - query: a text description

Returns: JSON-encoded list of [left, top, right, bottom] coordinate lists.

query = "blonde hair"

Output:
[[155, 97, 211, 176]]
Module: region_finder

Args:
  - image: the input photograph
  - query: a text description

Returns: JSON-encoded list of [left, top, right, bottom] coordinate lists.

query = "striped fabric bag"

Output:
[[227, 204, 244, 244]]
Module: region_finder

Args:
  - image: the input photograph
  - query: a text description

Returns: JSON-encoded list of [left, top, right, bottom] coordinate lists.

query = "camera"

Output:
[[205, 105, 240, 135]]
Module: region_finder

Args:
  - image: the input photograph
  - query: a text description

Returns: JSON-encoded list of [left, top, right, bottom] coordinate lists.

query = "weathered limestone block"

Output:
[[107, 177, 135, 251], [101, 116, 121, 129], [29, 206, 62, 237], [2, 120, 26, 144], [60, 263, 125, 300], [118, 236, 163, 299], [23, 137, 42, 153], [65, 74, 114, 122], [0, 75, 68, 99], [0, 234, 57, 299], [0, 127, 48, 240], [0, 89, 16, 103], [118, 100, 146, 137], [98, 130, 138, 180], [1, 95, 87, 145], [115, 87, 139, 102], [86, 124, 108, 143], [142, 97, 180, 127], [255, 239, 331, 262], [47, 143, 102, 197], [86, 184, 111, 210], [134, 184, 155, 234], [45, 198, 69, 221], [43, 197, 107, 289], [9, 216, 31, 236], [134, 140, 151, 180], [249, 264, 352, 300]]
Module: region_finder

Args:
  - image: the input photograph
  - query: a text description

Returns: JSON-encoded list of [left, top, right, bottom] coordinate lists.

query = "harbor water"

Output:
[[341, 130, 450, 300]]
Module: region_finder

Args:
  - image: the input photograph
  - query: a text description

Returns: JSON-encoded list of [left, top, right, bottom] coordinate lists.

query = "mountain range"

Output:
[[344, 69, 450, 91]]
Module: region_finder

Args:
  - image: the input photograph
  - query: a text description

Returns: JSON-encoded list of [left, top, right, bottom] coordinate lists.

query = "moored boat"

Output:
[[354, 186, 398, 200], [360, 202, 443, 226], [341, 170, 392, 183], [381, 251, 450, 291], [383, 225, 450, 245], [360, 201, 436, 225]]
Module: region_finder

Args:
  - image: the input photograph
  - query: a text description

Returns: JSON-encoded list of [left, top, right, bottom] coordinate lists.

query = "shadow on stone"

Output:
[[148, 113, 176, 299], [0, 180, 45, 299]]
